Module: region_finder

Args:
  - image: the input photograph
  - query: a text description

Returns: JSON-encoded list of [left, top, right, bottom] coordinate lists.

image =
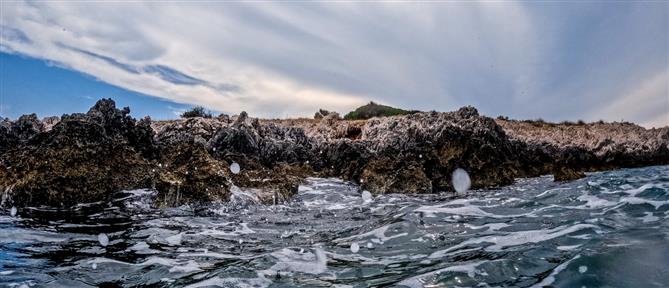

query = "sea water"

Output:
[[1, 165, 668, 287]]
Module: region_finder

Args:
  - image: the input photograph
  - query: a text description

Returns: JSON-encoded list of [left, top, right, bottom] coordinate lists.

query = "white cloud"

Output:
[[593, 70, 669, 128], [0, 1, 539, 118], [0, 1, 666, 126]]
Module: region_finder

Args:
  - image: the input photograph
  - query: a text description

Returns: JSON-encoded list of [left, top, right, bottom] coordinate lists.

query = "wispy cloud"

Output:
[[0, 1, 666, 126], [167, 105, 186, 117]]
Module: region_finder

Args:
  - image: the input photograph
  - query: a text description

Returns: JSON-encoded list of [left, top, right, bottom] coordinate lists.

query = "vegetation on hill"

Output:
[[343, 101, 417, 120], [181, 106, 212, 118]]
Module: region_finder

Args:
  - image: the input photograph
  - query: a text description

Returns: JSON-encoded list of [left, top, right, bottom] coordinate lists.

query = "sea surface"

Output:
[[1, 165, 668, 287]]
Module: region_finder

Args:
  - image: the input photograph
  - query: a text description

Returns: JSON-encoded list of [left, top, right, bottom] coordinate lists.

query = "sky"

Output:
[[0, 1, 667, 126]]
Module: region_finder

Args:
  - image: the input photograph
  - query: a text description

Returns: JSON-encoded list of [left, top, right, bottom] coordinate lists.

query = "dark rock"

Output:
[[11, 113, 44, 141], [1, 99, 667, 210], [314, 109, 339, 120], [217, 113, 230, 123], [154, 143, 230, 206], [234, 111, 248, 126], [42, 116, 60, 131], [0, 99, 153, 207], [553, 166, 586, 181]]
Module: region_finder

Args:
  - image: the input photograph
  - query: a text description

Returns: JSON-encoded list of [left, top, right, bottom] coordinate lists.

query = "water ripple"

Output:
[[1, 166, 669, 287]]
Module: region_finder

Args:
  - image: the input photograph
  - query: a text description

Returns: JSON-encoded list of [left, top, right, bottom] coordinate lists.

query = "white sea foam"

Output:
[[0, 228, 89, 244], [361, 190, 373, 203], [269, 247, 328, 274], [621, 196, 667, 209], [165, 233, 183, 246], [86, 256, 203, 274], [229, 185, 261, 204], [463, 222, 511, 231], [128, 241, 160, 255], [178, 251, 252, 260], [430, 224, 597, 258], [575, 194, 616, 209], [415, 201, 541, 219], [557, 244, 582, 251], [640, 212, 659, 223], [530, 255, 581, 288], [184, 274, 271, 288], [535, 187, 570, 198], [335, 224, 408, 244], [397, 261, 487, 287]]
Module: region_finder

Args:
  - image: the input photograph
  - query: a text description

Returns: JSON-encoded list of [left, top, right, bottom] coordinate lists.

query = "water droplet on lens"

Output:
[[361, 191, 373, 203], [92, 263, 97, 270], [98, 233, 109, 247], [230, 162, 241, 174], [367, 242, 373, 249], [350, 242, 359, 253], [452, 168, 471, 193], [579, 265, 588, 273], [10, 207, 17, 217]]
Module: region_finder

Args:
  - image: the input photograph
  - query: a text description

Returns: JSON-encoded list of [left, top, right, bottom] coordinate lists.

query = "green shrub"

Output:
[[343, 101, 417, 120], [181, 106, 212, 118]]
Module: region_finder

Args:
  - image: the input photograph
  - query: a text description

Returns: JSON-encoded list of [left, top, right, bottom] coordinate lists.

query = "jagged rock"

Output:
[[233, 111, 248, 126], [217, 113, 230, 123], [230, 164, 311, 204], [41, 116, 60, 131], [0, 99, 153, 207], [1, 99, 667, 210], [154, 117, 224, 147], [327, 108, 517, 193], [154, 143, 230, 206], [497, 119, 669, 175], [208, 121, 312, 166], [361, 158, 432, 193], [314, 109, 339, 120], [11, 113, 44, 141]]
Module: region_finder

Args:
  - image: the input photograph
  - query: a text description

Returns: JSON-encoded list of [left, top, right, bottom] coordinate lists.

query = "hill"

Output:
[[343, 102, 418, 120]]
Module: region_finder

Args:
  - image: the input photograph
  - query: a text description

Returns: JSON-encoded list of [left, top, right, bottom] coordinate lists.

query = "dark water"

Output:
[[1, 165, 668, 287]]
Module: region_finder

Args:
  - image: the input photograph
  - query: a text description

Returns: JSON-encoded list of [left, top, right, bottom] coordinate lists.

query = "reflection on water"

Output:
[[1, 166, 668, 287]]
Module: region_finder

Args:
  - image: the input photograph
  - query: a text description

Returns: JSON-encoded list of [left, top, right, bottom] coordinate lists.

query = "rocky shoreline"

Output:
[[1, 99, 667, 209]]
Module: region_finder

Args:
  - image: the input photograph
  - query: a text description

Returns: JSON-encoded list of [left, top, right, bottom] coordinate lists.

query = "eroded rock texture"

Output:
[[1, 99, 667, 209]]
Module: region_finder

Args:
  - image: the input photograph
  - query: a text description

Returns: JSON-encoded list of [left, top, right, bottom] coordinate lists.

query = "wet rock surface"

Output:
[[1, 99, 667, 209]]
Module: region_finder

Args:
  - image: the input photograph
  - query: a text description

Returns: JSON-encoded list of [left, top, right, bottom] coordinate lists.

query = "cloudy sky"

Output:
[[1, 1, 667, 127]]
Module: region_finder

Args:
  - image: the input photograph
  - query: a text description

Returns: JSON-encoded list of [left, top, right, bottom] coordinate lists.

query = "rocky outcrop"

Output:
[[308, 107, 520, 193], [314, 109, 340, 120], [0, 100, 154, 207], [497, 119, 669, 180], [1, 99, 667, 209]]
